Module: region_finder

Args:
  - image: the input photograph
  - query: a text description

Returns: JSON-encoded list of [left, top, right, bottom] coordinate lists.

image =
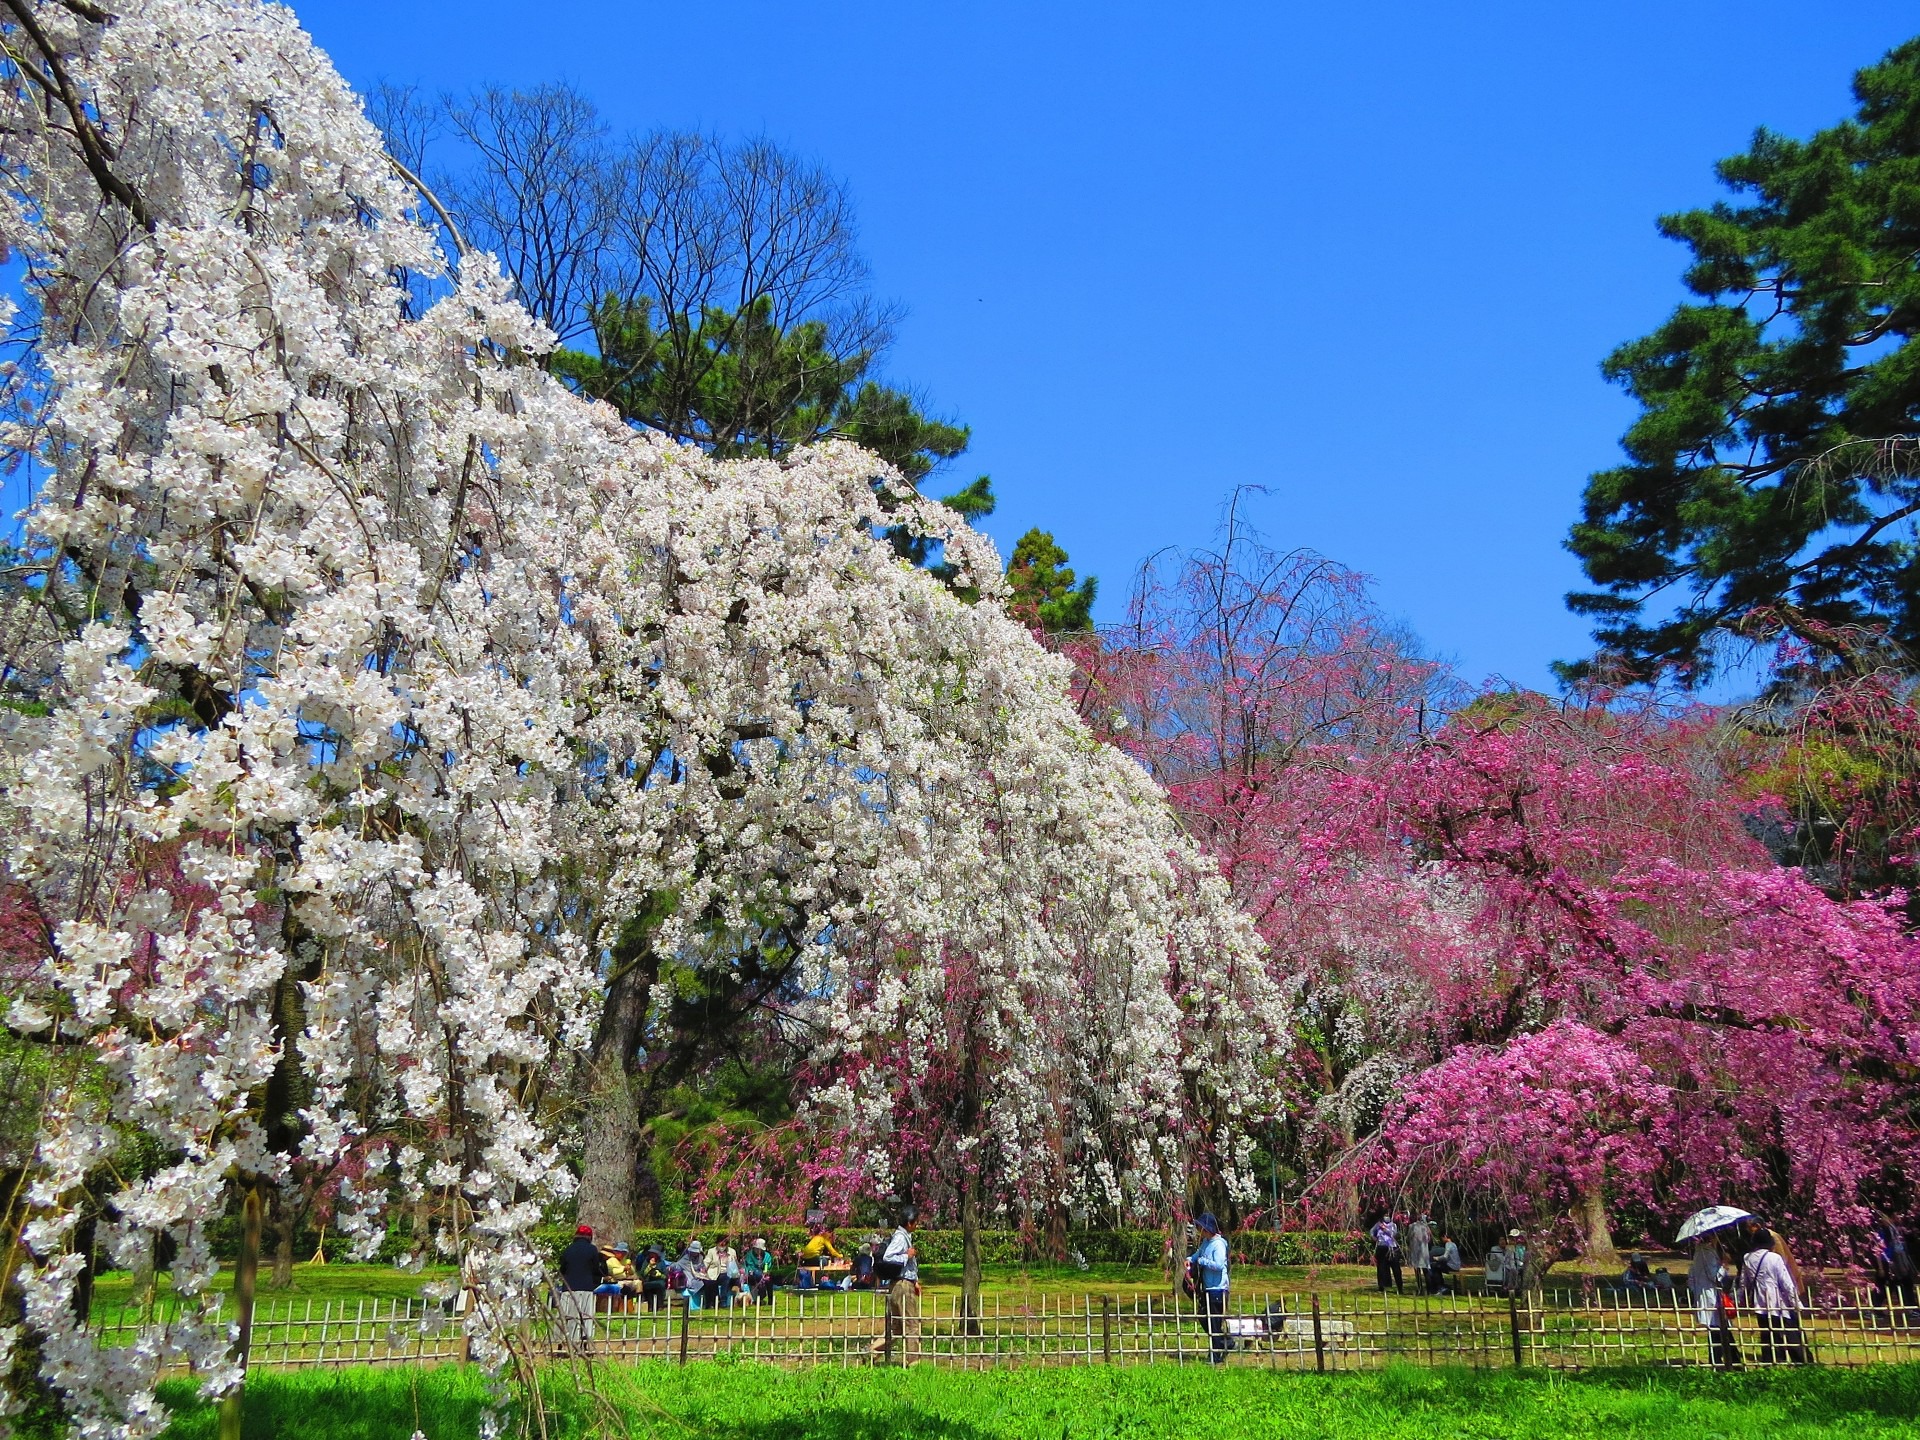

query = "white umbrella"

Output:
[[1675, 1206, 1752, 1244]]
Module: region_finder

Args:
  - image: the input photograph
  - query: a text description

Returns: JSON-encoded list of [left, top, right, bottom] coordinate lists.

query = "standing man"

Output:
[[872, 1205, 922, 1361], [1505, 1229, 1528, 1293], [1188, 1212, 1231, 1365], [557, 1223, 607, 1344], [1407, 1214, 1433, 1294]]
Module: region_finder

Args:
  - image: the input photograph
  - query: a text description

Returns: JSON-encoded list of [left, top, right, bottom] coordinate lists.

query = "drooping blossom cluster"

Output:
[[0, 3, 1280, 1434]]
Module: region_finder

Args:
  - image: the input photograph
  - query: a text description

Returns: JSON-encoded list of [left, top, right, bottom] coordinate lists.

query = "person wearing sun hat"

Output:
[[742, 1237, 775, 1303], [672, 1238, 707, 1309]]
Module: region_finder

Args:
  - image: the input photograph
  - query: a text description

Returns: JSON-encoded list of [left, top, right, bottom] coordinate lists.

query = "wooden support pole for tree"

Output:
[[1509, 1292, 1524, 1368], [677, 1293, 691, 1366], [217, 1188, 262, 1440], [1102, 1295, 1113, 1363], [1311, 1293, 1326, 1373]]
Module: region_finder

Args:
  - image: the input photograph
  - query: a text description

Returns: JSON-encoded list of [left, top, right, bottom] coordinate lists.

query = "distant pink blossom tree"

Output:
[[1070, 512, 1920, 1264]]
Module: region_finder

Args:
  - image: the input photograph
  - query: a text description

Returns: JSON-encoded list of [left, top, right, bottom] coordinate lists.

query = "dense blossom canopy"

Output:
[[0, 3, 1276, 1433]]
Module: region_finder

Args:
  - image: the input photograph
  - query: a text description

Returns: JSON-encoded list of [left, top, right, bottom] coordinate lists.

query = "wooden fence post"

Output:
[[1102, 1295, 1113, 1363], [1311, 1294, 1326, 1374], [1508, 1292, 1523, 1368], [677, 1294, 691, 1366]]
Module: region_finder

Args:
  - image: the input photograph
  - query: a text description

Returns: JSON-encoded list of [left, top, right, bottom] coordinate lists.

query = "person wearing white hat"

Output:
[[1506, 1228, 1527, 1290], [742, 1238, 775, 1303]]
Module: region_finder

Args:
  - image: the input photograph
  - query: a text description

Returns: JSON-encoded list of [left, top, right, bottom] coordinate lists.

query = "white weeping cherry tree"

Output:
[[0, 1, 1288, 1434]]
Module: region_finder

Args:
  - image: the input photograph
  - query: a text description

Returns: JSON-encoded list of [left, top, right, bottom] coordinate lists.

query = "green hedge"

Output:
[[195, 1218, 1366, 1270], [533, 1225, 1367, 1269]]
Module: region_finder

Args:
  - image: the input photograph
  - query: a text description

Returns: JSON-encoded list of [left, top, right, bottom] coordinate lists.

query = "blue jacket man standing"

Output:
[[1188, 1213, 1230, 1364]]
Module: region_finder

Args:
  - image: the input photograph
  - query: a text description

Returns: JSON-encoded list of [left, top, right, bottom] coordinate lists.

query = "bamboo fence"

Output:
[[86, 1285, 1920, 1374]]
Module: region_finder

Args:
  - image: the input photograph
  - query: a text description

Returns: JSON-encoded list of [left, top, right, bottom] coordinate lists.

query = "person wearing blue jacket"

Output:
[[1188, 1213, 1231, 1364]]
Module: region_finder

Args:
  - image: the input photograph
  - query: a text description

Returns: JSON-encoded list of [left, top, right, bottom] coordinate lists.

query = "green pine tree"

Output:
[[1565, 37, 1920, 681]]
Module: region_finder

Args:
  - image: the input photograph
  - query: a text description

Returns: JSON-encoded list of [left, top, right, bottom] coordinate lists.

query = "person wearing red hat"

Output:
[[556, 1224, 607, 1345], [560, 1225, 608, 1293]]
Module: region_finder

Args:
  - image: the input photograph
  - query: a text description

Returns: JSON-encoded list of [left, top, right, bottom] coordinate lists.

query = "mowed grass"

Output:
[[155, 1359, 1920, 1439]]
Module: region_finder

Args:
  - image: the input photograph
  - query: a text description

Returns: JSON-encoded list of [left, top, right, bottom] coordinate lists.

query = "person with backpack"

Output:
[[1188, 1212, 1232, 1364], [1483, 1240, 1509, 1298], [1368, 1212, 1403, 1294]]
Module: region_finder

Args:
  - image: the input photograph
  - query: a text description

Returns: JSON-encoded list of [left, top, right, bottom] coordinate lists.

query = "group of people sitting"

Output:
[[559, 1224, 778, 1311], [555, 1220, 909, 1311]]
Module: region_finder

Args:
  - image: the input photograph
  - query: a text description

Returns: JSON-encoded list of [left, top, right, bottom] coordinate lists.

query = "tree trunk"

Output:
[[960, 1166, 983, 1336], [217, 1188, 262, 1440], [269, 1191, 295, 1290], [577, 1074, 648, 1237], [70, 1184, 97, 1325], [573, 926, 660, 1238], [1578, 1185, 1619, 1266]]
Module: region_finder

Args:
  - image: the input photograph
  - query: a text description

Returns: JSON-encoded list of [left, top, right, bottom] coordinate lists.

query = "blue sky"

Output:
[[100, 4, 1920, 687]]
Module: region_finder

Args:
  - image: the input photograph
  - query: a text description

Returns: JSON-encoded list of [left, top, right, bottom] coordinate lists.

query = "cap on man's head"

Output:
[[613, 1241, 630, 1253], [575, 1224, 593, 1236], [1197, 1212, 1220, 1233], [1509, 1228, 1522, 1238], [752, 1238, 767, 1250]]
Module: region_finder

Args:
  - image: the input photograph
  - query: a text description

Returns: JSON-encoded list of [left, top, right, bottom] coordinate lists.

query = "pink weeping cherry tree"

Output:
[[1069, 511, 1920, 1266]]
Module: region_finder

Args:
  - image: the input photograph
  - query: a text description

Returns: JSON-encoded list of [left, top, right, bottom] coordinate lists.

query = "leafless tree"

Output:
[[443, 83, 619, 344], [364, 80, 435, 181], [608, 132, 870, 326], [593, 130, 896, 435]]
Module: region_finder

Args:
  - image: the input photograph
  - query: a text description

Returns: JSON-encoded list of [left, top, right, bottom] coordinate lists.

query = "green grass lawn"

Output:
[[153, 1360, 1920, 1439]]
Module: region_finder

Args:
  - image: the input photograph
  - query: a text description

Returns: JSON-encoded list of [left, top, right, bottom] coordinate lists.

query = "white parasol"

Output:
[[1675, 1206, 1752, 1244]]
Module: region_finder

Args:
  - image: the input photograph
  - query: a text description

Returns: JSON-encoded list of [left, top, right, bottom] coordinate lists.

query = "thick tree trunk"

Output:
[[1578, 1185, 1620, 1266], [574, 930, 659, 1238], [577, 1073, 648, 1237]]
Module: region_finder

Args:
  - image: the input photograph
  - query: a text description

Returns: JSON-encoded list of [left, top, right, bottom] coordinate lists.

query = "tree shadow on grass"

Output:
[[1535, 1360, 1920, 1423], [687, 1410, 1004, 1440], [157, 1371, 494, 1440]]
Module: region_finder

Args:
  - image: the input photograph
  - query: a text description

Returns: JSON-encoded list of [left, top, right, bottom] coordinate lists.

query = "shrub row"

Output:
[[530, 1225, 1369, 1268], [193, 1218, 1366, 1269]]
